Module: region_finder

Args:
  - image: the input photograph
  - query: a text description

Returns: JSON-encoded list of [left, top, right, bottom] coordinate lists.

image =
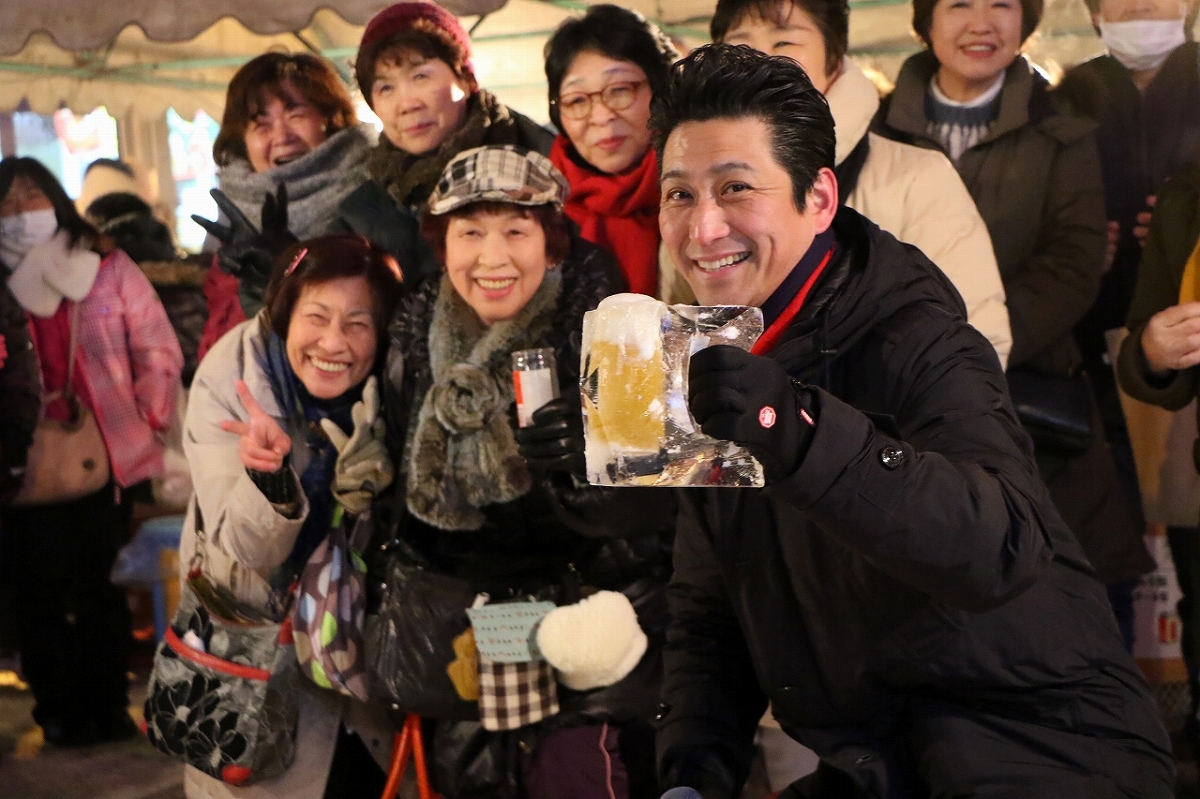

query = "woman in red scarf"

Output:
[[544, 5, 683, 299]]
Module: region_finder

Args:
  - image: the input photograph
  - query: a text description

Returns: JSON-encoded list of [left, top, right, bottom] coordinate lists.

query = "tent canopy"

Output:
[[0, 0, 1112, 126]]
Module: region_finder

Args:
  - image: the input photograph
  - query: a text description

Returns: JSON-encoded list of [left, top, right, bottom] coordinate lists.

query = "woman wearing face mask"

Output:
[[379, 146, 673, 798], [543, 5, 687, 301], [0, 157, 183, 746], [874, 0, 1155, 644], [197, 52, 375, 360], [179, 233, 402, 799], [332, 2, 553, 287]]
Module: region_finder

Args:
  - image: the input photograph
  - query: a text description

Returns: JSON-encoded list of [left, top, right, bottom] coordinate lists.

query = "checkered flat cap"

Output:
[[428, 145, 569, 216]]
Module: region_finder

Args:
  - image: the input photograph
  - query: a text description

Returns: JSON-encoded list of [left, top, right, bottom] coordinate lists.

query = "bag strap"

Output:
[[42, 301, 81, 406], [188, 494, 207, 575]]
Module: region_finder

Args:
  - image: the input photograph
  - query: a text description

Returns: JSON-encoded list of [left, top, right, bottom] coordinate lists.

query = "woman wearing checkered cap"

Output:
[[374, 145, 675, 798]]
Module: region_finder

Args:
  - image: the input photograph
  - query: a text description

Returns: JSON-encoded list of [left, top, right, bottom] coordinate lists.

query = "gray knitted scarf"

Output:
[[406, 269, 563, 531], [215, 123, 375, 238]]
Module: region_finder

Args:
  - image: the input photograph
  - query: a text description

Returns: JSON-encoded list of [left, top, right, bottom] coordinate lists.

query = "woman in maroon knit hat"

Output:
[[332, 1, 553, 288], [544, 5, 687, 301]]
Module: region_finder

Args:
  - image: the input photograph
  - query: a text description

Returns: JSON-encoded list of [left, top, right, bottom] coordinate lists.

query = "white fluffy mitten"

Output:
[[536, 590, 647, 691]]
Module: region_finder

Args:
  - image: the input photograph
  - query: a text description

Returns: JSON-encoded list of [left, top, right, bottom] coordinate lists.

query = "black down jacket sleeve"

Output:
[[768, 302, 1071, 613], [657, 491, 767, 799]]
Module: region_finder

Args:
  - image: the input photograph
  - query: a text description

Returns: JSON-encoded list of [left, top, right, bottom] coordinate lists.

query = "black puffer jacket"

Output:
[[379, 232, 675, 714], [657, 208, 1172, 799], [0, 279, 38, 474]]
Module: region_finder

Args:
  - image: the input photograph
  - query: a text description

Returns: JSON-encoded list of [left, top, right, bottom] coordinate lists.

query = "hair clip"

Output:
[[284, 247, 308, 277]]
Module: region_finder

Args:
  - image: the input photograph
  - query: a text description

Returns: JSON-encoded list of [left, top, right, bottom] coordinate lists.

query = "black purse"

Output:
[[1005, 368, 1095, 457], [365, 537, 481, 721]]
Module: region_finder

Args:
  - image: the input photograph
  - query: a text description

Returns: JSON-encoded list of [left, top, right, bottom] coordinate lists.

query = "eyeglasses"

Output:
[[553, 81, 646, 121]]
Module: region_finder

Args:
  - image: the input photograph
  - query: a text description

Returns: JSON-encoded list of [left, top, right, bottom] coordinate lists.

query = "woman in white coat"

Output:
[[180, 233, 401, 799], [712, 0, 1013, 367]]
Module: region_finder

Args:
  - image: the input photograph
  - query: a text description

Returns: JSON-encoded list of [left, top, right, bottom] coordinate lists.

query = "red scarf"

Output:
[[550, 136, 661, 296]]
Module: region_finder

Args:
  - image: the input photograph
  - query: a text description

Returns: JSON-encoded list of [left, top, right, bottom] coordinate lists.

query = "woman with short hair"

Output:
[[543, 5, 682, 300], [874, 0, 1154, 645], [0, 156, 182, 747], [380, 145, 673, 798], [180, 233, 402, 799], [198, 52, 376, 358]]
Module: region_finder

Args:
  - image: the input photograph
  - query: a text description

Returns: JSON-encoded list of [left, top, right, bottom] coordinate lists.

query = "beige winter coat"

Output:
[[829, 58, 1012, 368], [180, 319, 393, 799]]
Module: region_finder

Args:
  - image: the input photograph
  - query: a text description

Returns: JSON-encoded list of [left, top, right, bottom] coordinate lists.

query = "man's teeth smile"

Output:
[[477, 277, 517, 290], [696, 252, 750, 272], [310, 357, 349, 373]]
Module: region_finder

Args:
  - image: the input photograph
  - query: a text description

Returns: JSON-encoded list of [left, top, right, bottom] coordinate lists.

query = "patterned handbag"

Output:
[[292, 506, 370, 701], [143, 503, 300, 786]]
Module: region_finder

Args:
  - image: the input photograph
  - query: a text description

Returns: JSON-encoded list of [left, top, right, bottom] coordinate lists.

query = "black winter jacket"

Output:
[[657, 209, 1172, 799]]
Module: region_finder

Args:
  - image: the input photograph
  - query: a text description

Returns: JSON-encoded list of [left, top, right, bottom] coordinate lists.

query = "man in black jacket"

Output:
[[653, 44, 1173, 799]]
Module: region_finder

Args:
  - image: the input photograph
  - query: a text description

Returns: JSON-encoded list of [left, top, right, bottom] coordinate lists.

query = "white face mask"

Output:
[[0, 208, 59, 269], [1099, 18, 1187, 73]]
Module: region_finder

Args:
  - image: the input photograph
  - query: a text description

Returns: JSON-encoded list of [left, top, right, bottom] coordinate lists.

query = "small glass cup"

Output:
[[512, 348, 560, 428]]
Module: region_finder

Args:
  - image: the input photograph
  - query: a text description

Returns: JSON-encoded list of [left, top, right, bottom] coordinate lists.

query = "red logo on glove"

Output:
[[758, 406, 777, 429]]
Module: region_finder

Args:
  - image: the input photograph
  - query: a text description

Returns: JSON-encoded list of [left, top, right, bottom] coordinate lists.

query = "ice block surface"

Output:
[[580, 294, 765, 487]]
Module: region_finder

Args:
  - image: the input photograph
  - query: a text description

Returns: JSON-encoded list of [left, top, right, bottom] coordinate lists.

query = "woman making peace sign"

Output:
[[179, 233, 402, 799]]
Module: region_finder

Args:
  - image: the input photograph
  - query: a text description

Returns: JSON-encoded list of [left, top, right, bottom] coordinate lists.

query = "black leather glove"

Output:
[[515, 397, 586, 477], [192, 185, 298, 317], [688, 345, 817, 482]]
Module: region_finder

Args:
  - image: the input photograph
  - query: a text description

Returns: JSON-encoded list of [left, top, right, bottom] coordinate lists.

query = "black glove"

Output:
[[192, 185, 298, 317], [515, 397, 586, 477], [687, 345, 817, 482]]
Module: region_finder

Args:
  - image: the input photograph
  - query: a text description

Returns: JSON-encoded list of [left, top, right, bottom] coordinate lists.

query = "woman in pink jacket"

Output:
[[0, 157, 183, 747]]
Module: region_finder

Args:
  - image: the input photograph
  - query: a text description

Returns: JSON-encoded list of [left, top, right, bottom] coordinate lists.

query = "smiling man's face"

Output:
[[658, 116, 836, 307]]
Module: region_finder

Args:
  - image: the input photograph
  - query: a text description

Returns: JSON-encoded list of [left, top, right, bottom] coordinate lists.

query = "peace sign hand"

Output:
[[219, 380, 292, 472]]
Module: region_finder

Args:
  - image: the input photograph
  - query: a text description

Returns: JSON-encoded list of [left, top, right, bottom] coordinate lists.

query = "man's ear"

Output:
[[806, 167, 838, 233]]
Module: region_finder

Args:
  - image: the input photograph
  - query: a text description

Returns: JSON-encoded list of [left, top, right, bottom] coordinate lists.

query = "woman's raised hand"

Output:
[[219, 380, 292, 472]]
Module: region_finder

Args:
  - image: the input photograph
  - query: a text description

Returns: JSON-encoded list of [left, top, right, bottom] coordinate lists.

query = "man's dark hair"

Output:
[[710, 0, 848, 77], [543, 5, 679, 136], [0, 157, 101, 252], [650, 44, 835, 211]]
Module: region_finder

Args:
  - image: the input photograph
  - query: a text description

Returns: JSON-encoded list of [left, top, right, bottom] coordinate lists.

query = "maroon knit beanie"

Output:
[[356, 2, 475, 104]]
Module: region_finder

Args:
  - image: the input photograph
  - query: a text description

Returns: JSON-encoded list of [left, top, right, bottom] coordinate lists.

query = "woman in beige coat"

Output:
[[180, 234, 401, 799]]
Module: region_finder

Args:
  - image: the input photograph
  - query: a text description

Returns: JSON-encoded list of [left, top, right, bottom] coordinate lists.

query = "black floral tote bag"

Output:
[[143, 504, 300, 786]]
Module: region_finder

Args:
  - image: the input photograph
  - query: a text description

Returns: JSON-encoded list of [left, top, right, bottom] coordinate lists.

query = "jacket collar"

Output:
[[767, 206, 968, 387], [888, 51, 1037, 140], [886, 52, 1092, 149], [826, 57, 880, 166]]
